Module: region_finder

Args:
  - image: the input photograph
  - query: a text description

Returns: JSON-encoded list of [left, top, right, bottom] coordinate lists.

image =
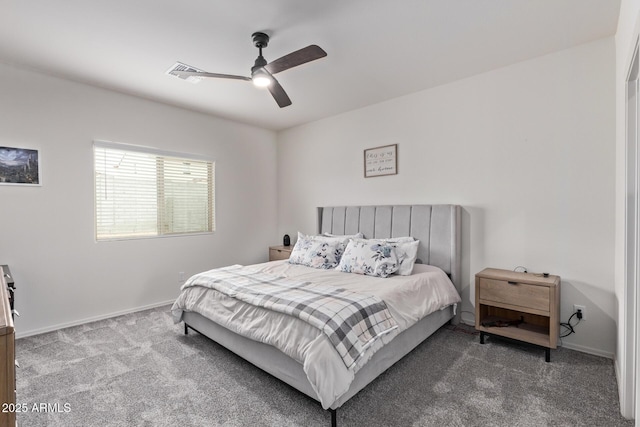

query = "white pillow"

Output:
[[288, 235, 344, 269], [352, 237, 419, 275], [337, 239, 399, 278], [377, 236, 415, 243], [322, 232, 364, 239], [297, 231, 350, 242], [298, 231, 352, 256]]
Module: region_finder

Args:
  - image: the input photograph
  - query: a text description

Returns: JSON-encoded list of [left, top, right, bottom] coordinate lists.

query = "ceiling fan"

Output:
[[171, 32, 327, 108]]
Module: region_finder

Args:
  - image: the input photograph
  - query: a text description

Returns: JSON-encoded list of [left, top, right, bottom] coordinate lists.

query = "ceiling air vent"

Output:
[[166, 62, 203, 84]]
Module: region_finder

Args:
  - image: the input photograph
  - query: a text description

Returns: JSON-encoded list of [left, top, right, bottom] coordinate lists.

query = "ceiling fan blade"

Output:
[[267, 75, 292, 108], [264, 45, 327, 75], [172, 70, 251, 81]]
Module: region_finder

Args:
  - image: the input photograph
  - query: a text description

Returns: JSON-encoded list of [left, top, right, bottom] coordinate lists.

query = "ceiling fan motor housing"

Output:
[[252, 32, 269, 48], [251, 32, 270, 75], [252, 55, 267, 73]]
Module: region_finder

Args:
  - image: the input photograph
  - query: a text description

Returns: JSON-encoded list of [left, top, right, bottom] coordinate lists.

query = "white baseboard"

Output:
[[458, 319, 614, 360], [15, 300, 175, 339], [558, 341, 614, 359], [459, 315, 476, 326]]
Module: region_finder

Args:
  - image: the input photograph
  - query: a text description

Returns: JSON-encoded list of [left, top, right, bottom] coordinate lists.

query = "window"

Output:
[[94, 141, 214, 240]]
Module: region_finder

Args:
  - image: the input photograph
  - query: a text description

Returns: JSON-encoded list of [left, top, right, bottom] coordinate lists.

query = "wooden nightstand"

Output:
[[475, 268, 560, 362], [269, 245, 292, 261]]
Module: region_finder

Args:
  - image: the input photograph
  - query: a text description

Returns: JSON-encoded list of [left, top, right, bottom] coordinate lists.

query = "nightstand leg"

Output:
[[480, 331, 485, 344], [545, 348, 550, 363]]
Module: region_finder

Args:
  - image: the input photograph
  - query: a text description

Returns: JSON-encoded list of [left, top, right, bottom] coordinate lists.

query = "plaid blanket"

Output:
[[182, 265, 399, 370]]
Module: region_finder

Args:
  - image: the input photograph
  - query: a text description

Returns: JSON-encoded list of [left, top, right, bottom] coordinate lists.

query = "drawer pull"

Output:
[[507, 281, 517, 285]]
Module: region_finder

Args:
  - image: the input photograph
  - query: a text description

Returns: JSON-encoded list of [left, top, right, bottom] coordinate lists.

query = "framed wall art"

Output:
[[364, 144, 397, 178], [0, 146, 41, 185]]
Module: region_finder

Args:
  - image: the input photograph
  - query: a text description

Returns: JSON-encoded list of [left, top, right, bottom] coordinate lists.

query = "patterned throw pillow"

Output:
[[337, 239, 399, 278], [322, 232, 364, 239], [351, 238, 419, 276], [288, 236, 344, 269]]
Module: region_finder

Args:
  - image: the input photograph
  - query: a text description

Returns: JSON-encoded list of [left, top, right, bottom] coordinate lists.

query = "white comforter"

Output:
[[171, 261, 460, 409]]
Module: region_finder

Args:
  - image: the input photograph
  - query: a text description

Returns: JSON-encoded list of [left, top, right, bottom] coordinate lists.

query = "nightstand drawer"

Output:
[[478, 278, 550, 312], [269, 247, 292, 261]]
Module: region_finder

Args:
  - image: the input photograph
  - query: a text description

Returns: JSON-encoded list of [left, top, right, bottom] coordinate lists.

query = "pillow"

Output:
[[322, 232, 364, 239], [389, 239, 419, 275], [297, 231, 335, 242], [288, 235, 344, 269], [298, 231, 356, 243], [337, 239, 399, 278], [297, 231, 352, 258], [352, 237, 419, 276], [376, 236, 415, 243]]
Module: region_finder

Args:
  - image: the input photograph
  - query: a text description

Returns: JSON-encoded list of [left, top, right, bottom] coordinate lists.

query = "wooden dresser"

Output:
[[0, 266, 15, 426], [475, 268, 560, 362]]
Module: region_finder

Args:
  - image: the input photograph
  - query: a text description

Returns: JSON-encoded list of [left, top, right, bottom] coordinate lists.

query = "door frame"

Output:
[[623, 35, 639, 421]]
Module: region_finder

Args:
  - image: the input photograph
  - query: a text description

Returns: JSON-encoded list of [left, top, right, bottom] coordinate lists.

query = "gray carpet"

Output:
[[15, 305, 633, 427]]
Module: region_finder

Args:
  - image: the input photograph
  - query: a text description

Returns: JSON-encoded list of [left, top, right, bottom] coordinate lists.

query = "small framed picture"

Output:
[[364, 144, 397, 178], [0, 146, 41, 186]]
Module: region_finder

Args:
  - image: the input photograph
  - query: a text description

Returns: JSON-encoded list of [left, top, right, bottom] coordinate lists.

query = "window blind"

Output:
[[94, 142, 214, 240]]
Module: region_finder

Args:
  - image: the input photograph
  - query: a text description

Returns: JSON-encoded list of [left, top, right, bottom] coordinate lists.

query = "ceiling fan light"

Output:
[[252, 75, 272, 87], [251, 68, 272, 87]]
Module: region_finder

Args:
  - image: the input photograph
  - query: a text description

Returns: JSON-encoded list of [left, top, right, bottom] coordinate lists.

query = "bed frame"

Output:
[[182, 204, 461, 426]]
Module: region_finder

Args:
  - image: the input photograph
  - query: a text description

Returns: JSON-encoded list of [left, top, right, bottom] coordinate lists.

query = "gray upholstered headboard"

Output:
[[317, 205, 461, 290]]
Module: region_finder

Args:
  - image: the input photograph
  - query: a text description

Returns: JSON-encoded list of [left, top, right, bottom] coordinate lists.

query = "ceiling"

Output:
[[0, 1, 621, 131]]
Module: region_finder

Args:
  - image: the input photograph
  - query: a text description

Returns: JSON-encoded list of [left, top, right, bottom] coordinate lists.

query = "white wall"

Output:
[[614, 0, 640, 420], [277, 38, 616, 357], [0, 63, 278, 336]]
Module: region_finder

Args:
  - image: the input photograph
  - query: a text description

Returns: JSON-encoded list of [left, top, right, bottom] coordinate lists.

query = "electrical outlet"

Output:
[[573, 304, 586, 321], [178, 271, 185, 284]]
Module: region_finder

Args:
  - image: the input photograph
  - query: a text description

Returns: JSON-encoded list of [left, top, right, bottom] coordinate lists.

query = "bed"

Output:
[[172, 204, 462, 426]]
